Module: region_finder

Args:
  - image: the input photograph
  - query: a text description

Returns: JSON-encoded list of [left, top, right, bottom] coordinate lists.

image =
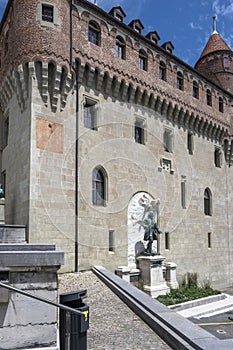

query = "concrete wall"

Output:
[[0, 270, 58, 350]]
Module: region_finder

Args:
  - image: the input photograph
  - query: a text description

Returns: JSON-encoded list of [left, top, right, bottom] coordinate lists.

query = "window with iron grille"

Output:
[[42, 4, 54, 23]]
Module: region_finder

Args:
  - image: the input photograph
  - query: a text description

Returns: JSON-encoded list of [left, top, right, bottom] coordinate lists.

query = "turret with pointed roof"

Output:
[[195, 17, 233, 94]]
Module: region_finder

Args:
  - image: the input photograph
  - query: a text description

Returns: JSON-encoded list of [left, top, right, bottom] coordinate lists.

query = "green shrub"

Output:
[[157, 285, 220, 306]]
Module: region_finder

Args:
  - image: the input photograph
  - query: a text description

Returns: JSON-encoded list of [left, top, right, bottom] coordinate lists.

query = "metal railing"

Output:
[[0, 282, 89, 350]]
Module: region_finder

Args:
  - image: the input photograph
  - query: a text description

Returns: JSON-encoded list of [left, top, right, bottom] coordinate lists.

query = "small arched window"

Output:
[[159, 61, 166, 81], [204, 188, 212, 216], [219, 96, 224, 113], [88, 21, 100, 46], [116, 36, 126, 59], [176, 71, 183, 90], [92, 167, 107, 206], [192, 81, 199, 99], [206, 89, 212, 106], [138, 49, 147, 71]]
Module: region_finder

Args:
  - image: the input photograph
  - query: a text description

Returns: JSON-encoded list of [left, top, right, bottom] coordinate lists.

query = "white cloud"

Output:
[[189, 22, 203, 30], [213, 0, 233, 16]]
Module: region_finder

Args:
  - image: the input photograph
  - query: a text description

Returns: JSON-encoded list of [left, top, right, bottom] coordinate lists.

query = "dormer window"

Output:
[[145, 31, 160, 45], [162, 41, 174, 54], [128, 19, 144, 35], [116, 13, 123, 21], [109, 6, 126, 22]]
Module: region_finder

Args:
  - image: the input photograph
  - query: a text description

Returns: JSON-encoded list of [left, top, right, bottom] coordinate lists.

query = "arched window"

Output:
[[192, 81, 199, 99], [88, 21, 100, 46], [92, 167, 107, 206], [138, 50, 147, 71], [159, 61, 166, 81], [176, 71, 183, 90], [206, 89, 212, 106], [116, 36, 125, 59], [219, 96, 224, 113], [204, 188, 212, 216]]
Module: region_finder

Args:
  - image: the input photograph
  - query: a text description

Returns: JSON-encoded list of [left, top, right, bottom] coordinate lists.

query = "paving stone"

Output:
[[59, 271, 172, 350]]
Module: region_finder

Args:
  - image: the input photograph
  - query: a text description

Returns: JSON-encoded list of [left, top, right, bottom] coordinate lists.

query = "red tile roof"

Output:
[[199, 33, 232, 59]]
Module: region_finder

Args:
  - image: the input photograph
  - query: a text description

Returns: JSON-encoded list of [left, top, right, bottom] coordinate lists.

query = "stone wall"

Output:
[[0, 0, 232, 287]]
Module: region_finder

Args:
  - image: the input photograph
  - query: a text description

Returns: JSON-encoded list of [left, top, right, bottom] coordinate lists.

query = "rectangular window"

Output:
[[208, 232, 211, 249], [2, 114, 9, 149], [187, 132, 194, 155], [181, 177, 186, 209], [84, 100, 97, 130], [109, 230, 115, 252], [214, 147, 222, 168], [4, 30, 9, 56], [135, 118, 145, 145], [163, 128, 173, 153], [42, 4, 54, 23], [206, 89, 212, 106], [1, 171, 6, 197], [135, 125, 144, 144], [165, 232, 170, 250]]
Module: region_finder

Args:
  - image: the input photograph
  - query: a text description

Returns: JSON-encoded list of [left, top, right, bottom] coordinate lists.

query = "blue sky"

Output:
[[0, 0, 233, 67]]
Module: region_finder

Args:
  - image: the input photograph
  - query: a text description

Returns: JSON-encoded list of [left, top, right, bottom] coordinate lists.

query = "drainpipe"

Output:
[[75, 71, 79, 272], [70, 0, 79, 272]]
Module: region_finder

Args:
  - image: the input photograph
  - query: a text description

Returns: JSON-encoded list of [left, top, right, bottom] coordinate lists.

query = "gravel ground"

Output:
[[59, 271, 172, 350]]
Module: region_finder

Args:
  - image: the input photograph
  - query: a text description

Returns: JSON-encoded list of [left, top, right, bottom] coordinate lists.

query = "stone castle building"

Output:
[[0, 0, 232, 289]]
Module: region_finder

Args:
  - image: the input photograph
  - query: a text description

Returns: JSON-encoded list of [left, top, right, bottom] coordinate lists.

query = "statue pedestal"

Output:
[[164, 261, 179, 289], [137, 255, 170, 298]]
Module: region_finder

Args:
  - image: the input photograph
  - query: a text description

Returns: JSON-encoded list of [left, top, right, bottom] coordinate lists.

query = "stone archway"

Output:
[[127, 192, 160, 268]]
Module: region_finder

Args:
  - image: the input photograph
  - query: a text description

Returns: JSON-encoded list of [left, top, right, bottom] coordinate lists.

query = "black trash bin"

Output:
[[59, 290, 89, 350]]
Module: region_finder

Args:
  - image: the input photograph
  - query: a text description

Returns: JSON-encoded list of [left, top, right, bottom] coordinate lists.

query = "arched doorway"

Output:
[[127, 192, 160, 268]]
